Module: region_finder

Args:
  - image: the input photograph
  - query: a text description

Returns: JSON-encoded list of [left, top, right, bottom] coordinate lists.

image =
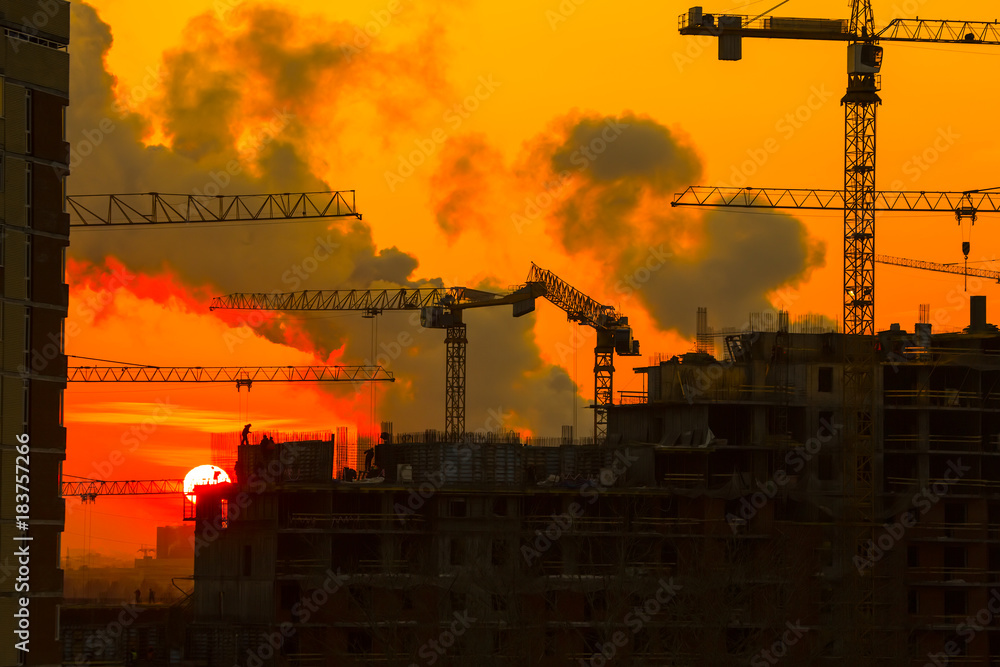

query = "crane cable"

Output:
[[750, 0, 789, 22]]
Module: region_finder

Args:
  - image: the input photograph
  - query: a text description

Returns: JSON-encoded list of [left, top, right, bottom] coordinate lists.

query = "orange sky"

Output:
[[63, 0, 1000, 561]]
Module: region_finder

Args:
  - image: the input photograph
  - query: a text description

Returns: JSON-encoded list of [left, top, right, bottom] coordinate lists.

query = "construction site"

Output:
[[8, 0, 1000, 665]]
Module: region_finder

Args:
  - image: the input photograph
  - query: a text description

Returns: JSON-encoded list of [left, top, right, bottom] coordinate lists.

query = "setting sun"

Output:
[[182, 464, 231, 502]]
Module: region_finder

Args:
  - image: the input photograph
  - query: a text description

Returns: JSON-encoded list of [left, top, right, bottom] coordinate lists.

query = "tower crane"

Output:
[[875, 254, 1000, 284], [526, 263, 639, 443], [66, 364, 394, 387], [677, 4, 1000, 661], [61, 477, 185, 503], [66, 190, 360, 226], [209, 284, 545, 440], [672, 186, 1000, 219]]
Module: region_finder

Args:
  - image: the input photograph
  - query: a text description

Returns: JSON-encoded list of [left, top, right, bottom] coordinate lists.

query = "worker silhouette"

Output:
[[364, 447, 375, 473], [148, 588, 155, 604], [240, 423, 252, 446], [134, 588, 141, 604]]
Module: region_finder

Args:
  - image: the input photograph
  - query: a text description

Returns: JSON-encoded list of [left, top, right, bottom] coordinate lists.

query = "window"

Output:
[[25, 162, 32, 226], [23, 311, 30, 375], [944, 546, 966, 570], [22, 379, 29, 432], [242, 544, 251, 576], [907, 546, 919, 567], [818, 367, 833, 392], [280, 582, 298, 608], [491, 540, 506, 567], [943, 590, 966, 617], [25, 235, 31, 295], [908, 589, 919, 614], [449, 539, 463, 565], [818, 453, 834, 480], [493, 498, 506, 516], [350, 585, 371, 610], [449, 499, 467, 517], [989, 546, 1000, 573], [945, 503, 966, 525], [25, 90, 31, 153], [219, 499, 229, 529]]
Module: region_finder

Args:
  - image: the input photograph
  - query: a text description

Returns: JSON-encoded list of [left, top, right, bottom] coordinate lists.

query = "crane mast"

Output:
[[526, 263, 639, 443], [677, 2, 1000, 660], [842, 3, 879, 658]]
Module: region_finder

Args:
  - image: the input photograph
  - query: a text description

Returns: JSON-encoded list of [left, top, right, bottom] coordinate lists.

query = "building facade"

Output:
[[184, 301, 1000, 665], [610, 300, 1000, 663], [0, 2, 70, 665]]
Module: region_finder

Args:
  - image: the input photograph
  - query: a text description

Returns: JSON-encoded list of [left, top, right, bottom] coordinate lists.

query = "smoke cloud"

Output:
[[67, 2, 581, 435]]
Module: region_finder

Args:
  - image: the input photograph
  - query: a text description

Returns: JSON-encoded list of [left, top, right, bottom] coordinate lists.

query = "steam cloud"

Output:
[[67, 2, 580, 435]]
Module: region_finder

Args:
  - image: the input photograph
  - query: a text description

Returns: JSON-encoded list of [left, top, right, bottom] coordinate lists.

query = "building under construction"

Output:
[[173, 297, 1000, 666]]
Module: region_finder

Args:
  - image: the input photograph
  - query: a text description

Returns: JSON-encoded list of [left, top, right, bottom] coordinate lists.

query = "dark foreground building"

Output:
[[0, 2, 71, 666], [183, 299, 1000, 665]]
